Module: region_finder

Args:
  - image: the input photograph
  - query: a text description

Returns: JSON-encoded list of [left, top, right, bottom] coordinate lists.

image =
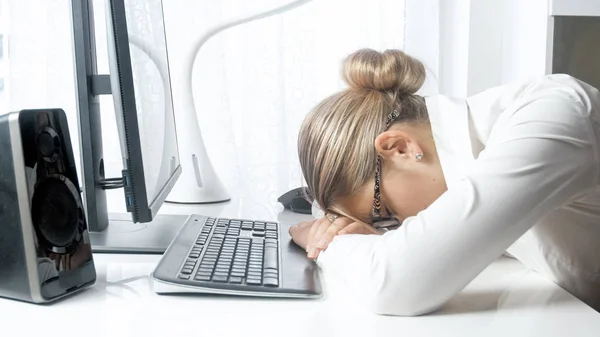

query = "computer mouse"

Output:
[[278, 187, 313, 214]]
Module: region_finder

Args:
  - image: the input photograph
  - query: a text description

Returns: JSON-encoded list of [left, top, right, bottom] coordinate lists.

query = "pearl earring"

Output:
[[415, 153, 423, 161]]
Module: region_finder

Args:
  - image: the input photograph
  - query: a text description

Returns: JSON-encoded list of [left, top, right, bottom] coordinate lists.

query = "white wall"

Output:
[[404, 0, 440, 96], [437, 0, 551, 97], [438, 0, 471, 97]]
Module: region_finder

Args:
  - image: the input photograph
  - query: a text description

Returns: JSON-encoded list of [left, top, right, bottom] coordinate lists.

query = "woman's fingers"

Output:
[[314, 217, 353, 249], [308, 217, 353, 259], [289, 220, 316, 250], [306, 218, 325, 255]]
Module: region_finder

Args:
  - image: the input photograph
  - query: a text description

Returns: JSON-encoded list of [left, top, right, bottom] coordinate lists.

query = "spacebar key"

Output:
[[264, 247, 278, 270]]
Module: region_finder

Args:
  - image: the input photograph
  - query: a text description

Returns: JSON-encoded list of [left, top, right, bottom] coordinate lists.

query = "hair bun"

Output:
[[342, 48, 425, 94]]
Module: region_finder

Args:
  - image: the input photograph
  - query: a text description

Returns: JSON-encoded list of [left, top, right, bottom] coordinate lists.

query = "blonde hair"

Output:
[[298, 48, 428, 221]]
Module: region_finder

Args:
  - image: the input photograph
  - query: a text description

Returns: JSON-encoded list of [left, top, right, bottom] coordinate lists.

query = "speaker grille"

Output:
[[32, 177, 80, 250]]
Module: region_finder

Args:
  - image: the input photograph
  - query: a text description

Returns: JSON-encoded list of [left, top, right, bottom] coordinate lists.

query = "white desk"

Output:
[[1, 200, 599, 337]]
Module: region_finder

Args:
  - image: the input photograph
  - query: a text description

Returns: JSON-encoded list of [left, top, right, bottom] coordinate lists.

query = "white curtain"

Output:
[[2, 0, 437, 218]]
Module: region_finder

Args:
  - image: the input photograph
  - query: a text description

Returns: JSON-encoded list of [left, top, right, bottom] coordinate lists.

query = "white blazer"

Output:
[[316, 74, 600, 315]]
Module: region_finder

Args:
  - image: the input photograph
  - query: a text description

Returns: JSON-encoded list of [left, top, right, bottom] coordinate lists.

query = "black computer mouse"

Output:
[[278, 187, 313, 214]]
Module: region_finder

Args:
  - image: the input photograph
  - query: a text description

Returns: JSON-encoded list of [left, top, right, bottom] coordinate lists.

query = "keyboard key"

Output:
[[213, 276, 228, 283], [231, 272, 245, 278], [178, 274, 190, 280], [264, 270, 278, 278], [195, 274, 211, 281], [246, 278, 261, 285], [181, 267, 193, 275], [229, 277, 243, 284], [214, 271, 228, 277], [252, 232, 265, 237], [263, 277, 279, 287], [265, 248, 278, 270]]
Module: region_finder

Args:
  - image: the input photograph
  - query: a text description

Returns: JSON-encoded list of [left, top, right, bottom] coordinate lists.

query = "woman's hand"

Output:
[[289, 215, 380, 260], [288, 220, 315, 251]]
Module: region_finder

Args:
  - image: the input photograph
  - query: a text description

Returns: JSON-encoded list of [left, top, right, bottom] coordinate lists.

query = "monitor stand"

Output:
[[89, 213, 191, 254]]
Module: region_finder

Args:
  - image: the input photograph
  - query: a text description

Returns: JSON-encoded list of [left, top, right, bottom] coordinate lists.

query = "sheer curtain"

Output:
[[2, 0, 437, 219]]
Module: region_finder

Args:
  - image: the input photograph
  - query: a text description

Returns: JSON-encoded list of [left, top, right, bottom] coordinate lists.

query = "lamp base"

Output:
[[165, 149, 231, 204], [165, 197, 231, 205], [165, 173, 231, 204]]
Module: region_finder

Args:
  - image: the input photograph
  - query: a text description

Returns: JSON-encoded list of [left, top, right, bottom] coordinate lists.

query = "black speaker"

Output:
[[0, 108, 96, 303]]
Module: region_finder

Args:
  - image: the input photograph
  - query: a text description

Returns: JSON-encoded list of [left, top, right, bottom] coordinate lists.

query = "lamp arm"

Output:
[[128, 0, 315, 203], [183, 0, 315, 103]]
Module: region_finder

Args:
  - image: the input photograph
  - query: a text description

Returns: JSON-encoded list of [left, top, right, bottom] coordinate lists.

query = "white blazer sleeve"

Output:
[[315, 76, 600, 316]]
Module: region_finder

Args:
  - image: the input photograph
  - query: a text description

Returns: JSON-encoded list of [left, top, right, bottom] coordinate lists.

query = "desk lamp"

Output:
[[164, 0, 314, 204]]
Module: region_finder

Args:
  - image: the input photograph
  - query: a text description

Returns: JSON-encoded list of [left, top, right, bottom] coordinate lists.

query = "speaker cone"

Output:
[[32, 175, 83, 254]]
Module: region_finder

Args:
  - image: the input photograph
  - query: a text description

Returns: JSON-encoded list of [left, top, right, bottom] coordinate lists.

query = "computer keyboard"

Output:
[[176, 217, 280, 287], [153, 214, 322, 298]]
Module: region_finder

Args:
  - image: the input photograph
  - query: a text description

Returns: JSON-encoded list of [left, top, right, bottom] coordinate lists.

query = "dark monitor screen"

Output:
[[551, 16, 600, 90]]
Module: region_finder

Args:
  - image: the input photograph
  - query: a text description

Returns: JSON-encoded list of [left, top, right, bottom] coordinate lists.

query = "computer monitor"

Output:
[[105, 0, 181, 223], [70, 0, 311, 254], [71, 0, 189, 253]]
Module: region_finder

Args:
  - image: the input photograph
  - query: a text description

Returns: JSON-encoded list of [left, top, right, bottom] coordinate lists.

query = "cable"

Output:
[[98, 177, 124, 190]]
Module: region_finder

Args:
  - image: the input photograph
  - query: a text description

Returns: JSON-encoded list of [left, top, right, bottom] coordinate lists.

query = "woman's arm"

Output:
[[316, 76, 600, 316]]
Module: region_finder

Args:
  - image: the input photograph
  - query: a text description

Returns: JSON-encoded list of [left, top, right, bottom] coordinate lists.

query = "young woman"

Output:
[[289, 48, 600, 315]]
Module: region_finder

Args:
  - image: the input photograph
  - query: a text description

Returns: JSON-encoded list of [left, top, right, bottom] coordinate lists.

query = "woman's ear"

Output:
[[375, 130, 423, 162]]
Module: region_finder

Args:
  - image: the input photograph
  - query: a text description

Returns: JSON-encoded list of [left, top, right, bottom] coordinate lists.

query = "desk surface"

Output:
[[1, 201, 599, 337]]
